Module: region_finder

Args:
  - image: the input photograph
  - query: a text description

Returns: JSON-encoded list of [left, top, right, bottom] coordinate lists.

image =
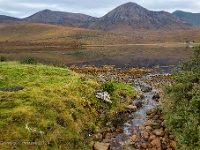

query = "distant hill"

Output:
[[89, 2, 193, 33], [172, 11, 200, 27], [0, 2, 197, 33], [0, 15, 21, 23], [23, 9, 97, 28]]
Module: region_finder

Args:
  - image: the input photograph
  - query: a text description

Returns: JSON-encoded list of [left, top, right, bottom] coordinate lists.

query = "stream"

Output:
[[110, 76, 160, 150], [91, 73, 176, 150]]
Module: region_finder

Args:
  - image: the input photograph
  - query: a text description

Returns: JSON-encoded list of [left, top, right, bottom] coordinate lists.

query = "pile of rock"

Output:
[[126, 108, 177, 149]]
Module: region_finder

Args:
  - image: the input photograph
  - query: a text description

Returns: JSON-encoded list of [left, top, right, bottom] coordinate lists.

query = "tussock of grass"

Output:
[[0, 62, 136, 149]]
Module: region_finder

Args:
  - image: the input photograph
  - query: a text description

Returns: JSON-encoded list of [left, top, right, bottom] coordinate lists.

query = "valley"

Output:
[[0, 2, 199, 150]]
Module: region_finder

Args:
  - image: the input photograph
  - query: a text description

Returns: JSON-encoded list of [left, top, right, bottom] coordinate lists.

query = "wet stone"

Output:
[[150, 122, 161, 129], [153, 129, 165, 136]]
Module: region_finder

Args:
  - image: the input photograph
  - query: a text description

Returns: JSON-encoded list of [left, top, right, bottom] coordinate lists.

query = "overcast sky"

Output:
[[0, 0, 200, 18]]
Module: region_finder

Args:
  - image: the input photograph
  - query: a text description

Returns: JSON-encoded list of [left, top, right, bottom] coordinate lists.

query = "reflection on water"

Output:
[[0, 45, 192, 73]]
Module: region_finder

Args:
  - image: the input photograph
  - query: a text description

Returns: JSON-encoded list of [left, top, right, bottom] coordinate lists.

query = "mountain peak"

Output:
[[120, 2, 144, 8], [41, 9, 52, 13], [89, 2, 192, 32]]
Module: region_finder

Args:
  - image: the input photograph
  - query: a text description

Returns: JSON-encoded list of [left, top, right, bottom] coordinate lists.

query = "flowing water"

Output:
[[109, 74, 167, 150]]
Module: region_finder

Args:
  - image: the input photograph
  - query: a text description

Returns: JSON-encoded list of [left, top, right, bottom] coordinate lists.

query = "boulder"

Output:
[[94, 142, 110, 150], [95, 90, 112, 103]]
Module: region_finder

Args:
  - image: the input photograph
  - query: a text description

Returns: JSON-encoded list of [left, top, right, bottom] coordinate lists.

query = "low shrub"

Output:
[[101, 81, 115, 95], [0, 56, 7, 62], [162, 45, 200, 150], [20, 57, 38, 64]]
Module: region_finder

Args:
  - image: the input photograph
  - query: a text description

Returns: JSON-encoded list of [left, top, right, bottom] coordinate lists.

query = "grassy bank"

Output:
[[0, 61, 136, 149], [162, 46, 200, 150]]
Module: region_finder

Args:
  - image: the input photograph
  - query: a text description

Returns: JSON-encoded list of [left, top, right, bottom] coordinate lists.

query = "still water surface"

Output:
[[0, 45, 192, 73]]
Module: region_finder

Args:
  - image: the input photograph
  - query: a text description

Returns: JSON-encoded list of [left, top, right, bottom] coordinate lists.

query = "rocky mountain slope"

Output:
[[23, 9, 97, 28], [0, 15, 21, 23], [172, 10, 200, 27], [89, 2, 193, 33]]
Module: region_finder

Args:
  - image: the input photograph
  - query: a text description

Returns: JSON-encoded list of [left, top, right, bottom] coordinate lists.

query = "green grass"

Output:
[[162, 46, 200, 150], [0, 61, 136, 149]]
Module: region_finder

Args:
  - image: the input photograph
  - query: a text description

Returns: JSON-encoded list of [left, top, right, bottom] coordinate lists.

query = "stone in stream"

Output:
[[140, 143, 148, 149], [94, 142, 110, 150], [152, 93, 160, 100], [125, 105, 137, 111], [150, 122, 162, 129], [133, 100, 143, 108], [145, 125, 152, 130], [151, 138, 161, 148], [146, 109, 152, 115], [131, 135, 139, 141], [149, 134, 156, 141], [140, 131, 150, 141], [153, 129, 165, 136], [141, 85, 152, 92]]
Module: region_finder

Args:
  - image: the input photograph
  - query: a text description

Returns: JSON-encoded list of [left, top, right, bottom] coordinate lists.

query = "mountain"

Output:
[[23, 9, 98, 28], [172, 11, 200, 27], [0, 2, 196, 33], [0, 15, 21, 23], [89, 2, 193, 33]]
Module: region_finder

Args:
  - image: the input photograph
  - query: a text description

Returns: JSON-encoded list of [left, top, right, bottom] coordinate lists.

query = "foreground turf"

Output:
[[0, 61, 136, 149]]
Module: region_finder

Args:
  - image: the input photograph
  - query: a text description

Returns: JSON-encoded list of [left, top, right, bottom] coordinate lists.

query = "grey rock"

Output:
[[95, 90, 112, 103], [0, 86, 24, 92]]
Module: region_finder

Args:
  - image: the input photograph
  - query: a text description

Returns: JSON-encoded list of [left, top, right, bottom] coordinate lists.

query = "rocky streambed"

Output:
[[91, 74, 176, 150]]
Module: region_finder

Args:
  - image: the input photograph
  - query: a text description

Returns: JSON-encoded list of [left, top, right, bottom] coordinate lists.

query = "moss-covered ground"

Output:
[[0, 61, 136, 149]]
